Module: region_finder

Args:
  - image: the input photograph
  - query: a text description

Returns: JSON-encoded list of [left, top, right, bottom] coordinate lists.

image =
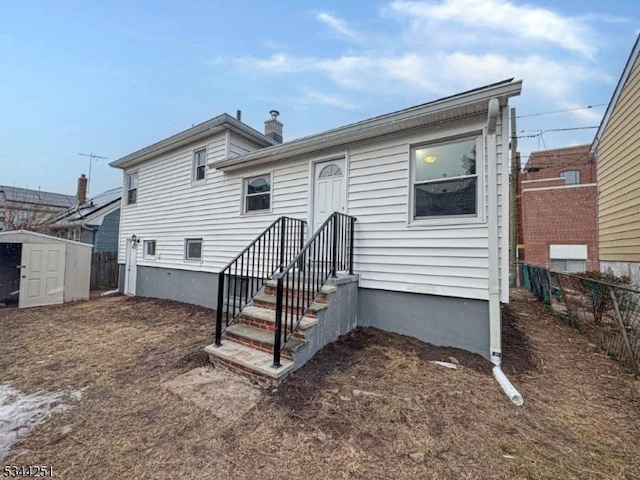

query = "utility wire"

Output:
[[514, 125, 599, 139], [516, 104, 606, 118]]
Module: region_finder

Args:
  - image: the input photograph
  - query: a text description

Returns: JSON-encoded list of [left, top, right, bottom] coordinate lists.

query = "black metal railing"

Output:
[[273, 212, 356, 367], [215, 217, 306, 346]]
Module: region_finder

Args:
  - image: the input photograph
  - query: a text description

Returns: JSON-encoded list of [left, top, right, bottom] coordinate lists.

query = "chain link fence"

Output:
[[521, 263, 640, 375]]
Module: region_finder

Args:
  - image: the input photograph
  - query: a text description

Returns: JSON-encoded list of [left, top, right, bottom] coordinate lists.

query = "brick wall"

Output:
[[521, 185, 598, 270], [518, 145, 598, 270], [522, 145, 596, 183]]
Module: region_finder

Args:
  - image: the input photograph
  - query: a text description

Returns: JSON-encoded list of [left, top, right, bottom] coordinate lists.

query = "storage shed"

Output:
[[0, 230, 92, 308]]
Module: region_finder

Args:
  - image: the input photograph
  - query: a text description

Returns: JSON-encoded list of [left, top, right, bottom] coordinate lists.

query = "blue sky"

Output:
[[1, 0, 638, 196]]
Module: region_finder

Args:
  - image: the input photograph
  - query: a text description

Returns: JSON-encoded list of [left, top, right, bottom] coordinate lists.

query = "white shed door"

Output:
[[19, 243, 66, 309], [313, 160, 345, 232]]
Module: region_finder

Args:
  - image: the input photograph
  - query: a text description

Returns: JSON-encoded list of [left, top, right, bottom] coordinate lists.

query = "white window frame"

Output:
[[126, 172, 138, 206], [560, 170, 580, 185], [184, 238, 203, 261], [408, 134, 484, 226], [143, 240, 156, 259], [192, 148, 207, 184], [242, 173, 272, 214]]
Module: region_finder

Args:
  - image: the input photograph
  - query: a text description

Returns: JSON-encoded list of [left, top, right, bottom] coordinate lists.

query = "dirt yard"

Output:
[[1, 290, 639, 479]]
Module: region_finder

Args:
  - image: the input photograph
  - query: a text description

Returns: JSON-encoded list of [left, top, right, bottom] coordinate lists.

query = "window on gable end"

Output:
[[193, 149, 207, 183]]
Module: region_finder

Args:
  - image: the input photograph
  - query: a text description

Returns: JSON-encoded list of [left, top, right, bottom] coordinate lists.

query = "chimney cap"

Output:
[[269, 110, 280, 119]]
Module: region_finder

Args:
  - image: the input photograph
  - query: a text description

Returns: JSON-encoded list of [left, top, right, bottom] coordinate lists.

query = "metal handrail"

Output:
[[215, 216, 306, 346], [273, 212, 356, 367]]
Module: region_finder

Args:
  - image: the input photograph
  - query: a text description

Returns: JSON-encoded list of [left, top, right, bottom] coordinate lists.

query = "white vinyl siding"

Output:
[[118, 131, 309, 272], [118, 113, 508, 303]]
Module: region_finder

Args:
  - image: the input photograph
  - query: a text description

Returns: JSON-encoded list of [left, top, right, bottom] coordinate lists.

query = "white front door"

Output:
[[124, 239, 137, 296], [313, 159, 346, 232], [19, 243, 66, 309]]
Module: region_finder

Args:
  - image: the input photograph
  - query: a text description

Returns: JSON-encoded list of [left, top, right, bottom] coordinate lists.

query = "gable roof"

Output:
[[211, 79, 522, 171], [110, 114, 276, 170], [593, 33, 640, 151], [0, 185, 76, 209], [51, 187, 122, 226]]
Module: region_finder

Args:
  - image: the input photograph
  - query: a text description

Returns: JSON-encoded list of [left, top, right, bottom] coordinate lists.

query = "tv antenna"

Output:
[[78, 152, 107, 195]]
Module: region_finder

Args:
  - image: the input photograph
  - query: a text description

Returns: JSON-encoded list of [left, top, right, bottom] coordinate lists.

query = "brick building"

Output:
[[519, 145, 598, 272]]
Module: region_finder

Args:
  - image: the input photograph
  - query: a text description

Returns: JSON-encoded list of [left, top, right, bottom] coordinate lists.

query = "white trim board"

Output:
[[522, 183, 596, 193]]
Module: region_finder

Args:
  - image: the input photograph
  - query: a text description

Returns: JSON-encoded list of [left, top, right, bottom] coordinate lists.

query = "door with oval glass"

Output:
[[313, 159, 345, 232]]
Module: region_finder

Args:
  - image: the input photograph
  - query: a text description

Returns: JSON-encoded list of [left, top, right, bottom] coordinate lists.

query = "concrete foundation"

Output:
[[357, 287, 490, 358], [292, 274, 359, 369], [118, 263, 490, 357], [601, 261, 640, 287], [131, 265, 219, 309]]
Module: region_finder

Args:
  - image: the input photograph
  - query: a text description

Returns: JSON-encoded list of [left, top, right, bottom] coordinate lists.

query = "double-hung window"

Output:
[[126, 172, 138, 205], [243, 174, 271, 213], [193, 149, 207, 183], [412, 137, 479, 220]]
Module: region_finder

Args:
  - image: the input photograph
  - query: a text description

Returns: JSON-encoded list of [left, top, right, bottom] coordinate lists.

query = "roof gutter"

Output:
[[211, 79, 522, 171]]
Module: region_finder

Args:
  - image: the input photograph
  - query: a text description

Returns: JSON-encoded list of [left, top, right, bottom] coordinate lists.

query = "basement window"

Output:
[[185, 238, 203, 261], [243, 174, 271, 213], [411, 137, 479, 220], [143, 240, 156, 259], [192, 148, 207, 183]]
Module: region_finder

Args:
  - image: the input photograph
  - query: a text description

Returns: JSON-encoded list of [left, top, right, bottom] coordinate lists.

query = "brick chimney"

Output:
[[264, 110, 283, 143], [77, 174, 87, 204]]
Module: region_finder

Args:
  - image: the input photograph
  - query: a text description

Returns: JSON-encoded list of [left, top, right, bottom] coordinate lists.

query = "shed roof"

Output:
[[0, 230, 93, 248]]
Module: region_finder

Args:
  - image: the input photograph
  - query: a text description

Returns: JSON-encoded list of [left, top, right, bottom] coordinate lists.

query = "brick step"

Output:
[[238, 306, 318, 335], [204, 341, 294, 386], [223, 323, 307, 360], [264, 281, 336, 301], [252, 293, 328, 318]]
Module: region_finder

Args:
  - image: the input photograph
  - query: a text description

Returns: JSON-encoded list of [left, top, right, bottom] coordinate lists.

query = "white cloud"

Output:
[[230, 50, 600, 101], [296, 90, 356, 109], [316, 12, 360, 41], [390, 0, 596, 57], [219, 0, 612, 116], [561, 102, 607, 124]]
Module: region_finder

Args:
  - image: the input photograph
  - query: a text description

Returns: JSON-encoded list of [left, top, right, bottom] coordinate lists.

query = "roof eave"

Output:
[[592, 33, 640, 153], [110, 114, 276, 170], [211, 79, 522, 172]]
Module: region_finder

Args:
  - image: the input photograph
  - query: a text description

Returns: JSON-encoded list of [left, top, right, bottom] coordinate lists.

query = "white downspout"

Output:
[[487, 98, 523, 406]]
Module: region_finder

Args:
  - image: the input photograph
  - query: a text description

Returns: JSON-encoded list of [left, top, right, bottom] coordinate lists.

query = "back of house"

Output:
[[110, 79, 521, 375]]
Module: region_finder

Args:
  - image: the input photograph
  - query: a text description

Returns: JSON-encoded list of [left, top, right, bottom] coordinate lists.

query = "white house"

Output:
[[110, 79, 522, 383]]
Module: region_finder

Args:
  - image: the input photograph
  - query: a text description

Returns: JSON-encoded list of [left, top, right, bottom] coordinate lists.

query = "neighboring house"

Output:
[[51, 177, 122, 253], [0, 185, 76, 232], [519, 145, 598, 272], [593, 34, 640, 284], [110, 79, 522, 380]]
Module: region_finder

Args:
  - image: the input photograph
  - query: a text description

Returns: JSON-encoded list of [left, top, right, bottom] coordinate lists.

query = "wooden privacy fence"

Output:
[[91, 251, 119, 288]]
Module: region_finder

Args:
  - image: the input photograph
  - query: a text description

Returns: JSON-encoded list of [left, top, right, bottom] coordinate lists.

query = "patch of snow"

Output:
[[68, 387, 88, 402], [0, 383, 69, 461]]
